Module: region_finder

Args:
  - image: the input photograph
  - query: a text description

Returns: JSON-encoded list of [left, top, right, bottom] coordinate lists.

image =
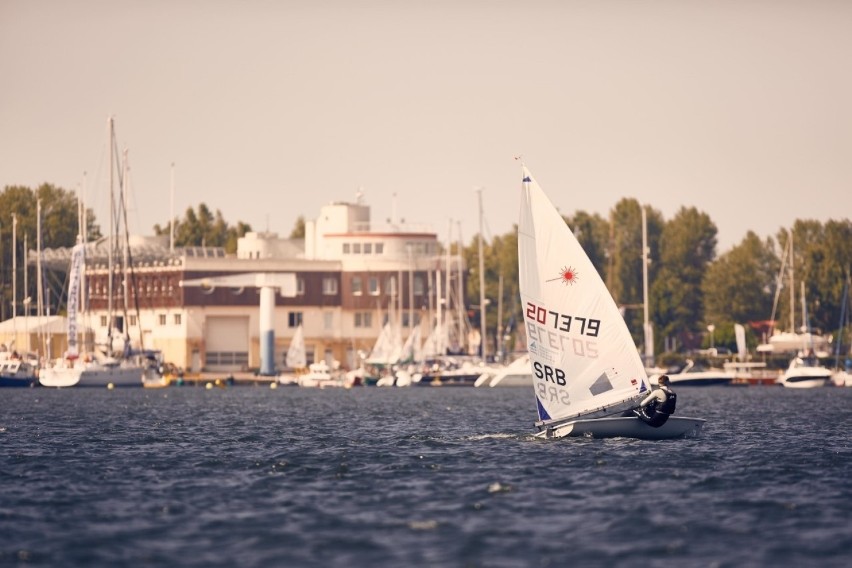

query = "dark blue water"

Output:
[[2, 385, 851, 567]]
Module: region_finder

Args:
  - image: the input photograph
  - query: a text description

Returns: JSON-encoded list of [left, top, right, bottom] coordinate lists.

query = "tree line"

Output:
[[462, 198, 852, 359], [3, 184, 851, 360]]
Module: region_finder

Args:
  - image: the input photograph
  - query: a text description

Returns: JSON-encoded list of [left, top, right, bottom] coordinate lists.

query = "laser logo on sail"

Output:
[[547, 266, 579, 286]]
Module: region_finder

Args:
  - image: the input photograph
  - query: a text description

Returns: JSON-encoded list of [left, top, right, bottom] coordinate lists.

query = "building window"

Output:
[[375, 243, 384, 254], [323, 312, 334, 330], [322, 277, 338, 295], [353, 243, 361, 254], [351, 276, 362, 296], [385, 276, 397, 296], [364, 243, 372, 254], [288, 312, 303, 327], [129, 315, 137, 326], [343, 243, 351, 254], [355, 312, 372, 328], [158, 314, 167, 326], [297, 277, 305, 296], [174, 314, 182, 325], [413, 276, 424, 296], [100, 315, 108, 327], [368, 277, 380, 296]]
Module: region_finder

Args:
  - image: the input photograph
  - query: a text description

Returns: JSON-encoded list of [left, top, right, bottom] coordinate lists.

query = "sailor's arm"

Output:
[[639, 389, 665, 408]]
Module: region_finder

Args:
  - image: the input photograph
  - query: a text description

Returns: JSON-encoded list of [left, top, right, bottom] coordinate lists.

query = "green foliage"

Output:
[[650, 207, 717, 346], [289, 216, 306, 239], [702, 231, 778, 329], [154, 204, 252, 254], [0, 184, 101, 319]]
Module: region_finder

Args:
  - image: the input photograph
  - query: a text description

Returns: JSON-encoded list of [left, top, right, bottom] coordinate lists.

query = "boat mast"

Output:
[[445, 219, 452, 352], [170, 162, 175, 254], [456, 220, 464, 352], [476, 187, 487, 360], [641, 205, 653, 367], [12, 213, 16, 326], [789, 229, 795, 333], [107, 117, 115, 353]]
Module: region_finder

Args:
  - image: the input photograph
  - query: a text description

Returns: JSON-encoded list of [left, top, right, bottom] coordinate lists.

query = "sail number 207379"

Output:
[[525, 301, 600, 360], [525, 302, 600, 336]]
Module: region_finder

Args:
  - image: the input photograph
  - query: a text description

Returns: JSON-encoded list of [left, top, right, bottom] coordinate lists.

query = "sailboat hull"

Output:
[[535, 416, 706, 441]]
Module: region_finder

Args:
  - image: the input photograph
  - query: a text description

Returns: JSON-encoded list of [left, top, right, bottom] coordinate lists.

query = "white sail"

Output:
[[66, 243, 85, 358], [285, 324, 307, 369], [399, 325, 422, 363], [518, 166, 650, 426], [734, 323, 747, 361], [367, 322, 397, 365]]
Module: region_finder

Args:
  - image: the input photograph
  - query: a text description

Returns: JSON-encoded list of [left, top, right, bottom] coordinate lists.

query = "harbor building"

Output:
[[25, 196, 468, 374]]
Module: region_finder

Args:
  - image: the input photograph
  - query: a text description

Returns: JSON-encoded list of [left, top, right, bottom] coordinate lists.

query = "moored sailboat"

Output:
[[517, 165, 705, 440]]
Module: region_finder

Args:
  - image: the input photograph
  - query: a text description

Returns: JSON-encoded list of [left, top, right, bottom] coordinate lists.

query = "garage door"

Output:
[[205, 316, 249, 371]]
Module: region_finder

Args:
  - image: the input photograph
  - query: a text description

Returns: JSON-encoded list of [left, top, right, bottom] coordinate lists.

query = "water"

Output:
[[2, 386, 851, 567]]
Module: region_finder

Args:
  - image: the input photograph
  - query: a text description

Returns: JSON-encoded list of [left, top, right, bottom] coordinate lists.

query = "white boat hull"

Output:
[[535, 416, 706, 441], [778, 360, 832, 388], [39, 365, 145, 388], [778, 376, 830, 388]]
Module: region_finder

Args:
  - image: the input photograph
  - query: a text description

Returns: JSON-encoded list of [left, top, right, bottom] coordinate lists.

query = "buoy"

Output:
[[107, 383, 115, 390], [205, 382, 213, 390], [270, 382, 278, 389]]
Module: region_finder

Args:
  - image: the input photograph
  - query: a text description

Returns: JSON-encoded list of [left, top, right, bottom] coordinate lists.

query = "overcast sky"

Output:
[[2, 0, 850, 253]]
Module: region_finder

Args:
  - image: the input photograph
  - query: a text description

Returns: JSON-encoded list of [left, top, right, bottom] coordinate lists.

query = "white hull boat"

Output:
[[535, 416, 706, 441], [777, 358, 831, 388], [39, 360, 145, 388], [475, 354, 533, 387], [517, 165, 705, 440], [649, 359, 735, 387], [297, 361, 347, 388]]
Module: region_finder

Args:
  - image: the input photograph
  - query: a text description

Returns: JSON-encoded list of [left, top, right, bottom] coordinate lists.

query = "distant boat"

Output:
[[39, 119, 158, 388], [777, 356, 831, 388], [297, 360, 347, 388], [277, 325, 306, 386], [649, 359, 735, 387], [475, 354, 532, 387], [0, 350, 38, 388], [518, 165, 704, 440], [757, 229, 831, 357]]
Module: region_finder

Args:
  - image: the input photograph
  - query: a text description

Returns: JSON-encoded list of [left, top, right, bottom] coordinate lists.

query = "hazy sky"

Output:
[[2, 0, 850, 253]]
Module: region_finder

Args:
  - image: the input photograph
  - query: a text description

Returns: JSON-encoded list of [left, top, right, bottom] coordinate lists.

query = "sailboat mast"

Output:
[[476, 187, 487, 360], [789, 229, 795, 333], [456, 220, 464, 352], [641, 206, 653, 366], [12, 213, 16, 320], [170, 162, 175, 254], [445, 220, 452, 351], [107, 117, 115, 349]]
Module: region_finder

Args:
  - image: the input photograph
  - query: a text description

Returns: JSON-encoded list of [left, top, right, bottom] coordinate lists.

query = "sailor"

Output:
[[634, 375, 677, 427]]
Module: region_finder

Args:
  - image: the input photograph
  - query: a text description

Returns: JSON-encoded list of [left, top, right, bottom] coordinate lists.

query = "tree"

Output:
[[779, 219, 852, 334], [564, 211, 609, 282], [0, 184, 101, 320], [154, 204, 252, 254], [651, 206, 717, 350], [607, 199, 664, 344], [702, 231, 779, 329], [289, 216, 306, 239]]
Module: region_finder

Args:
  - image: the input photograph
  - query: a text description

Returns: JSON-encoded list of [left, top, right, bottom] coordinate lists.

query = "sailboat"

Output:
[[39, 118, 157, 388], [518, 165, 705, 440], [776, 282, 832, 388], [276, 324, 306, 386]]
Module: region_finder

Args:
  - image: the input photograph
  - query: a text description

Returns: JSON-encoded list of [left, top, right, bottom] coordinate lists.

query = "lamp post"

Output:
[[707, 324, 716, 351]]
